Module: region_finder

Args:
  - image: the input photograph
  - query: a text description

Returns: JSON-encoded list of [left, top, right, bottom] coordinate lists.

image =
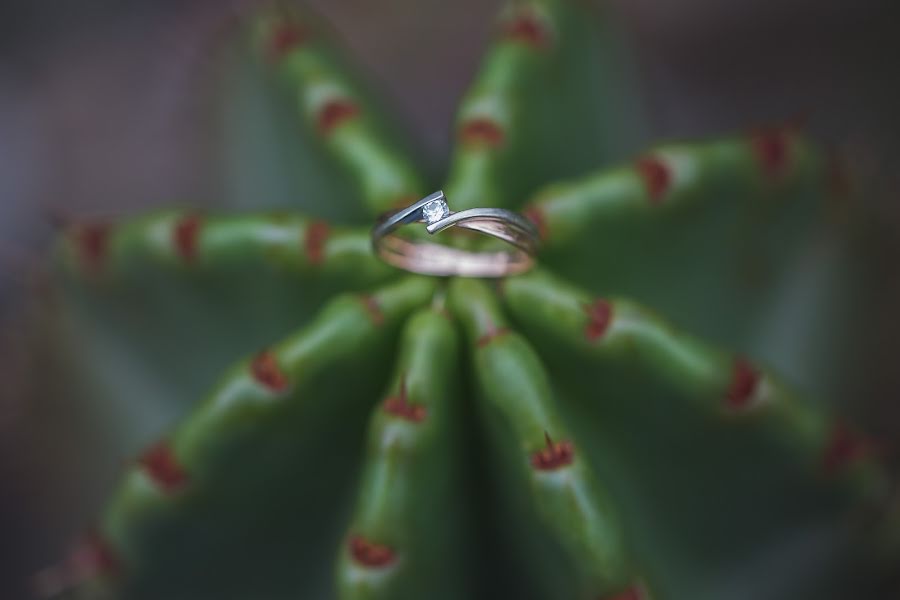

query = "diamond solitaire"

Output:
[[421, 198, 449, 224]]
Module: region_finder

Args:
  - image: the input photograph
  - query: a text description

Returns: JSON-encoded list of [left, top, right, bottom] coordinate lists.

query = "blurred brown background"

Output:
[[1, 0, 898, 597]]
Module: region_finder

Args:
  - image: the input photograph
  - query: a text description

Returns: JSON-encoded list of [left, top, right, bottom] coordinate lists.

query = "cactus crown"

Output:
[[36, 1, 897, 599]]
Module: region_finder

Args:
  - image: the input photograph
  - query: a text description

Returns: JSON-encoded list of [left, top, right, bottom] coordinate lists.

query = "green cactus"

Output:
[[33, 1, 898, 599]]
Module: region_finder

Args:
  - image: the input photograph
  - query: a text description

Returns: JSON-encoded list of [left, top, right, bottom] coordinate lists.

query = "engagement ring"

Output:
[[371, 191, 539, 277]]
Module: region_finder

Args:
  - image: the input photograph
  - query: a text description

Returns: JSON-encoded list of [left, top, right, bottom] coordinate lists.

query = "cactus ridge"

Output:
[[41, 0, 897, 599]]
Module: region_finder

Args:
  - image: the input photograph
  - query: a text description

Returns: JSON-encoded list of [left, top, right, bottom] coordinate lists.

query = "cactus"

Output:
[[33, 1, 898, 599]]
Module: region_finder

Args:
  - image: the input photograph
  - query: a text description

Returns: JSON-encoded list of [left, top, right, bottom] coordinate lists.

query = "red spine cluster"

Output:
[[173, 215, 202, 263], [251, 351, 289, 392], [636, 157, 672, 204], [74, 223, 111, 273], [531, 432, 574, 470], [584, 299, 613, 342], [383, 381, 427, 422], [500, 13, 551, 49], [138, 441, 188, 492], [725, 358, 759, 410], [267, 23, 307, 62], [460, 118, 505, 148], [751, 129, 790, 180], [317, 100, 360, 134], [349, 536, 395, 568], [304, 221, 330, 266]]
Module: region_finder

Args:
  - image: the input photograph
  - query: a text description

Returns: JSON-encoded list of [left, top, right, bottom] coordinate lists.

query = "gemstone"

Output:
[[422, 199, 449, 224]]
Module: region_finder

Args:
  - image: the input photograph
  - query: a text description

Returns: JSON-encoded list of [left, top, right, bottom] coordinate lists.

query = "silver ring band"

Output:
[[371, 191, 539, 277]]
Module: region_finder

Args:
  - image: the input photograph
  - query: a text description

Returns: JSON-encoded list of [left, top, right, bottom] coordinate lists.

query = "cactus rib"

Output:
[[503, 268, 889, 497], [79, 276, 434, 598], [58, 209, 392, 286], [522, 130, 823, 249], [502, 269, 892, 597], [252, 4, 427, 217], [449, 278, 643, 599], [336, 305, 465, 600], [444, 0, 630, 212]]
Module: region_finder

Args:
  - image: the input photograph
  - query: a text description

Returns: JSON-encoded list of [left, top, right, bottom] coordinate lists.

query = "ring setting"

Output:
[[370, 191, 540, 278]]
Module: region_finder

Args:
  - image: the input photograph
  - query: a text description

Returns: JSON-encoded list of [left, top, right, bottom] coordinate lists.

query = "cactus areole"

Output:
[[41, 1, 897, 599]]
